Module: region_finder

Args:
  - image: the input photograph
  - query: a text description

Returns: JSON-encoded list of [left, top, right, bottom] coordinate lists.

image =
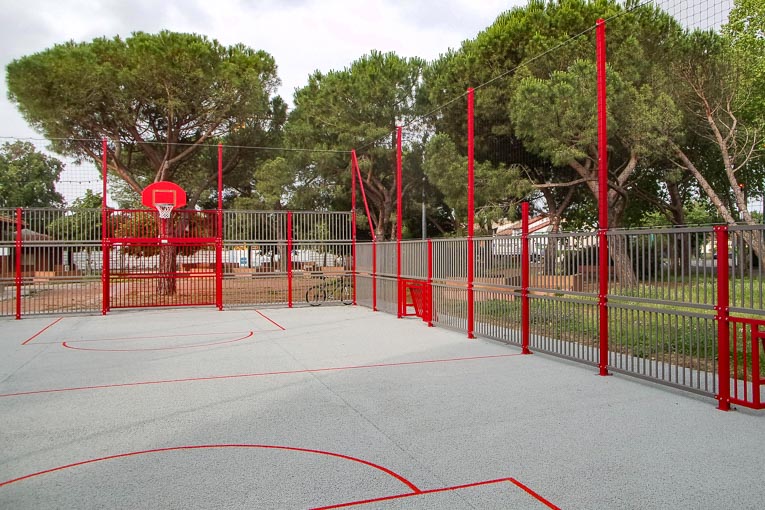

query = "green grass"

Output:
[[465, 289, 764, 378]]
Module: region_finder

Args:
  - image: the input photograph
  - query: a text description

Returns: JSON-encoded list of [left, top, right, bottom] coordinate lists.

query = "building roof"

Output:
[[0, 213, 26, 227], [18, 228, 53, 241], [495, 215, 552, 236]]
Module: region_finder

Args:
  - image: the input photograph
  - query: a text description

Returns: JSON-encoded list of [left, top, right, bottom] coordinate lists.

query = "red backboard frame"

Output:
[[141, 181, 187, 210]]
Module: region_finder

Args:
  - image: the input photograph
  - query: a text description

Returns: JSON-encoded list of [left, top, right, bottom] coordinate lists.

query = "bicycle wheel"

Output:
[[306, 286, 326, 306]]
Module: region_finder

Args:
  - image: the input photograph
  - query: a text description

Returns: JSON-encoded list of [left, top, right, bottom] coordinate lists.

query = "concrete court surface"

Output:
[[0, 306, 763, 509]]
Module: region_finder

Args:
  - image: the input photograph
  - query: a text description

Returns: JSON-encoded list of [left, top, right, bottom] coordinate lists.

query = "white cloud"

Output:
[[0, 0, 523, 138]]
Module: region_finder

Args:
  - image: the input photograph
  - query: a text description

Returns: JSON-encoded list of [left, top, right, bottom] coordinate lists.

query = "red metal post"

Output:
[[396, 126, 403, 318], [521, 202, 531, 354], [352, 211, 357, 305], [467, 88, 475, 238], [101, 138, 109, 315], [716, 225, 731, 411], [753, 324, 763, 407], [287, 211, 293, 308], [351, 154, 357, 305], [15, 207, 22, 320], [427, 238, 433, 327], [596, 19, 609, 376], [467, 88, 475, 339], [372, 240, 377, 311], [216, 143, 224, 310]]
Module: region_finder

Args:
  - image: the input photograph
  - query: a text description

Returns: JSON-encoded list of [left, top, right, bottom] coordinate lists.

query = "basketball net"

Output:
[[156, 203, 174, 220]]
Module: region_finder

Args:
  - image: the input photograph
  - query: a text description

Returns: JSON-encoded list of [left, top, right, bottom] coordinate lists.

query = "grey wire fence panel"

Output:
[[431, 282, 467, 331], [355, 243, 373, 274], [474, 235, 521, 286], [1, 208, 103, 316], [608, 305, 718, 396], [355, 275, 374, 309], [432, 238, 467, 281], [528, 295, 600, 366], [1, 208, 19, 316], [375, 276, 397, 315], [375, 241, 397, 278], [2, 209, 354, 315], [292, 212, 352, 243], [224, 210, 288, 244], [220, 211, 352, 308], [351, 226, 764, 403], [401, 240, 427, 280], [222, 237, 289, 308], [367, 241, 397, 314], [606, 227, 719, 309], [472, 287, 522, 346], [222, 211, 352, 243], [528, 231, 598, 296], [430, 238, 468, 330], [354, 243, 375, 309], [728, 225, 765, 315], [470, 235, 522, 345]]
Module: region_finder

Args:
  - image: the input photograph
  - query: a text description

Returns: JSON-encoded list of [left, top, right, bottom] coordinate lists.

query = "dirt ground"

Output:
[[1, 273, 344, 316]]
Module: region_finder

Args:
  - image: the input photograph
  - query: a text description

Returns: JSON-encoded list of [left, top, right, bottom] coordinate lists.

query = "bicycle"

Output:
[[305, 274, 353, 306]]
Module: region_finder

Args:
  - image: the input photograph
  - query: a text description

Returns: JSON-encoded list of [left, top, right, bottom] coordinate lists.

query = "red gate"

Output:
[[102, 182, 221, 312], [399, 279, 431, 325], [726, 317, 765, 410]]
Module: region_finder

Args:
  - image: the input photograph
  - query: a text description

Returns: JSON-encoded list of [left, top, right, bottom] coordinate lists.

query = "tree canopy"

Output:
[[0, 141, 65, 208], [286, 50, 425, 239], [5, 0, 762, 239], [6, 30, 284, 207]]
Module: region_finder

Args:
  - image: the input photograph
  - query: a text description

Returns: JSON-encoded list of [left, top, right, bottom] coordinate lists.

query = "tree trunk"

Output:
[[675, 146, 764, 263], [734, 229, 763, 273], [542, 227, 559, 276], [569, 157, 638, 287], [608, 234, 635, 288], [157, 244, 177, 295]]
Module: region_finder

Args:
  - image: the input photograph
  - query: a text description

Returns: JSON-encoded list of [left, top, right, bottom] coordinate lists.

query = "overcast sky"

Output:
[[0, 0, 524, 139]]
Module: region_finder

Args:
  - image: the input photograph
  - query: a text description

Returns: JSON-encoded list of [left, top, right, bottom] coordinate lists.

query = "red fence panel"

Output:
[[727, 317, 765, 410]]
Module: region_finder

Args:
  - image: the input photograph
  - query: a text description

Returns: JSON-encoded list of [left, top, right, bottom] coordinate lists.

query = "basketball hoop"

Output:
[[141, 182, 186, 238], [156, 203, 174, 219]]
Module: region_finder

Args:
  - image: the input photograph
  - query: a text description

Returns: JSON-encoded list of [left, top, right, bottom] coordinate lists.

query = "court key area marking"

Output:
[[0, 444, 559, 509], [61, 331, 254, 352], [20, 317, 64, 345]]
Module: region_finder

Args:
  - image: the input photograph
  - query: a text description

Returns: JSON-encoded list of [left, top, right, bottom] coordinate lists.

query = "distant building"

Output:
[[493, 215, 554, 237], [0, 215, 61, 275], [490, 215, 553, 259]]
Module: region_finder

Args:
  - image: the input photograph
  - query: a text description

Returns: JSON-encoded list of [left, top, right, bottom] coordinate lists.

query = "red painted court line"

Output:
[[312, 477, 560, 509], [0, 444, 419, 493], [36, 331, 256, 345], [61, 331, 254, 352], [0, 353, 523, 398], [21, 317, 64, 345], [509, 477, 561, 509], [255, 309, 286, 330]]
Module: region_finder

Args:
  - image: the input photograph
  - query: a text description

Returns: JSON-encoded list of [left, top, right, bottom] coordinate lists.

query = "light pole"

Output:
[[421, 176, 426, 240]]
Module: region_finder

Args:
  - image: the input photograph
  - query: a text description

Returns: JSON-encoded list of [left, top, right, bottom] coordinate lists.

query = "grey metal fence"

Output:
[[2, 208, 353, 316], [1, 207, 103, 317], [352, 223, 765, 407], [729, 225, 765, 314], [5, 205, 764, 407], [222, 211, 352, 308]]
